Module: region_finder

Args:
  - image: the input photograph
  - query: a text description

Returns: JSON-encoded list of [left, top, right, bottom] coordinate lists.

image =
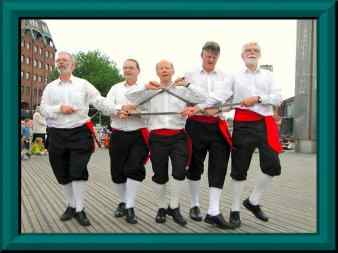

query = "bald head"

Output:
[[156, 60, 175, 84]]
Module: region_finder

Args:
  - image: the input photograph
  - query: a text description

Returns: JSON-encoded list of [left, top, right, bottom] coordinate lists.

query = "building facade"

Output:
[[21, 19, 56, 115]]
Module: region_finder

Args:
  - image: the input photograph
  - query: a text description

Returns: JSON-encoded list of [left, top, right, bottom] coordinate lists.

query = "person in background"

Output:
[[32, 106, 47, 145], [31, 137, 48, 155]]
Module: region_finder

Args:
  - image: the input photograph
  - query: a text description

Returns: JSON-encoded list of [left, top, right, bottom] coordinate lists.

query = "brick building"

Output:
[[21, 19, 56, 115]]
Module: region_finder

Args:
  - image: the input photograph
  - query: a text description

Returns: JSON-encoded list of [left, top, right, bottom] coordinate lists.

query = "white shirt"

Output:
[[231, 67, 283, 116], [105, 81, 147, 131], [185, 67, 233, 110], [40, 75, 115, 128], [126, 83, 206, 131], [32, 111, 46, 134]]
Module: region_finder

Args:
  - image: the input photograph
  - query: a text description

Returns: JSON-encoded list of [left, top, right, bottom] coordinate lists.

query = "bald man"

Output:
[[126, 60, 205, 227]]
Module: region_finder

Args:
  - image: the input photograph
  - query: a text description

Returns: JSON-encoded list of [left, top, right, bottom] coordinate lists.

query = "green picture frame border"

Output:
[[1, 0, 335, 250]]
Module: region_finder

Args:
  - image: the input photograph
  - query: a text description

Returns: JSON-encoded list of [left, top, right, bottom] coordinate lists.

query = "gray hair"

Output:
[[57, 51, 76, 64], [202, 41, 220, 55], [241, 42, 261, 54]]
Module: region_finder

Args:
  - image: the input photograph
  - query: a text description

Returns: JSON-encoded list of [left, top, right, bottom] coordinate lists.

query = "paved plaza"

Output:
[[21, 149, 316, 234]]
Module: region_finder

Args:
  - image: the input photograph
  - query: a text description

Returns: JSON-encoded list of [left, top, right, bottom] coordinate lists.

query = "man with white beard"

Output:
[[228, 42, 283, 228]]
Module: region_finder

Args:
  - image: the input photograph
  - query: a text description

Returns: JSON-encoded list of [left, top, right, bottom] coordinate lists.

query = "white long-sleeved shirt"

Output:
[[184, 67, 233, 111], [32, 111, 46, 134], [104, 81, 147, 131], [126, 83, 206, 131], [40, 75, 115, 128], [231, 67, 283, 116]]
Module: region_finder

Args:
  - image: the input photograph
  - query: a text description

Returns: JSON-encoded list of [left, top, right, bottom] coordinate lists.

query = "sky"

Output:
[[44, 19, 297, 100]]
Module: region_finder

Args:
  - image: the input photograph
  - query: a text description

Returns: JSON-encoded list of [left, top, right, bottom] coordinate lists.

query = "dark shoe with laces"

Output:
[[229, 211, 241, 228], [167, 206, 187, 227], [74, 210, 91, 226], [125, 208, 138, 224], [243, 198, 269, 222], [114, 202, 126, 218], [204, 213, 234, 229], [60, 206, 76, 221], [155, 208, 167, 223], [189, 206, 202, 221]]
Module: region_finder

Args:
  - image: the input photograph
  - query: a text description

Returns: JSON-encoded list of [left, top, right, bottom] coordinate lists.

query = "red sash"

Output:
[[140, 128, 150, 164], [234, 108, 282, 153], [85, 120, 101, 152], [190, 115, 232, 147]]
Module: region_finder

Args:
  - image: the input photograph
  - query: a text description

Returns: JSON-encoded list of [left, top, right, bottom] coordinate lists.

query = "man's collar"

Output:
[[243, 66, 261, 74], [58, 75, 74, 84], [200, 66, 217, 74]]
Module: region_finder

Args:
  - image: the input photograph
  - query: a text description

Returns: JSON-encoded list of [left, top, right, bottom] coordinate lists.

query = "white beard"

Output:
[[245, 58, 258, 65]]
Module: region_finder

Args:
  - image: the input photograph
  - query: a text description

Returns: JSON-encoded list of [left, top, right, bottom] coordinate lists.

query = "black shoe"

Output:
[[204, 213, 234, 230], [229, 211, 241, 228], [155, 208, 167, 223], [74, 210, 91, 226], [167, 206, 187, 226], [243, 198, 269, 222], [60, 207, 76, 221], [114, 202, 126, 218], [189, 206, 203, 221], [125, 208, 138, 224]]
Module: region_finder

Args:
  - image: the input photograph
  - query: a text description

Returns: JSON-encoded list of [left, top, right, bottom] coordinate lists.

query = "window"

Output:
[[45, 64, 49, 70], [26, 42, 30, 49], [39, 48, 42, 55], [38, 76, 42, 82], [45, 51, 49, 58], [33, 46, 37, 53], [25, 72, 30, 80], [21, 41, 24, 47], [21, 55, 24, 63], [33, 75, 36, 81], [38, 61, 42, 68], [21, 71, 24, 78], [49, 65, 53, 71], [33, 59, 37, 67], [25, 57, 30, 64]]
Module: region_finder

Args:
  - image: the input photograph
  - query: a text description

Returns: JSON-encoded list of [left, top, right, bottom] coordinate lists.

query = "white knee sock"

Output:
[[63, 183, 75, 208], [113, 182, 126, 203], [72, 180, 87, 212], [188, 179, 200, 208], [207, 187, 222, 216], [154, 183, 168, 209], [170, 179, 185, 209], [231, 179, 244, 212], [125, 178, 141, 209], [249, 173, 273, 205]]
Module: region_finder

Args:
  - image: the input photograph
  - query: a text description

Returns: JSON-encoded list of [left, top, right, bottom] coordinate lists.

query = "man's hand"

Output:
[[117, 110, 129, 119], [121, 104, 136, 112], [240, 96, 260, 107], [145, 81, 161, 90], [60, 105, 77, 114], [174, 77, 188, 86], [181, 106, 200, 117]]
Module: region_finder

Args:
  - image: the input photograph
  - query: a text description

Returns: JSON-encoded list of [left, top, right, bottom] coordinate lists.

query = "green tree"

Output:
[[74, 50, 124, 96]]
